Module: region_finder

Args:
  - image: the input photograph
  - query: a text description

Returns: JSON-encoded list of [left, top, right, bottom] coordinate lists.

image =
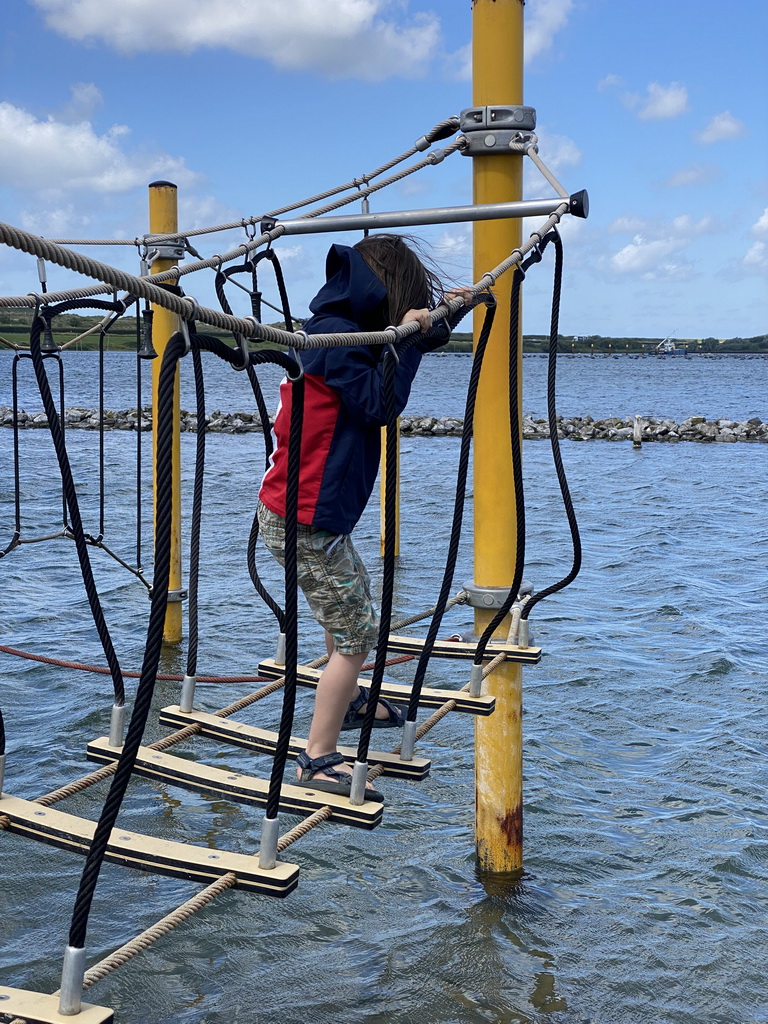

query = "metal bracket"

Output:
[[463, 580, 533, 609], [459, 105, 537, 156], [165, 588, 188, 603], [145, 238, 186, 262]]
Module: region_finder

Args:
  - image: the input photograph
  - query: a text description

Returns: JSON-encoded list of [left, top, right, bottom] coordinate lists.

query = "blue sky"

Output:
[[0, 0, 766, 339]]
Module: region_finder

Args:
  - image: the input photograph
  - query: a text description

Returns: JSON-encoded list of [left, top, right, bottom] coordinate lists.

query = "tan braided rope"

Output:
[[0, 196, 568, 359]]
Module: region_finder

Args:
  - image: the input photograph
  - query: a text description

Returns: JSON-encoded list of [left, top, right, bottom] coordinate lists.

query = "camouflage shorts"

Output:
[[257, 502, 380, 656]]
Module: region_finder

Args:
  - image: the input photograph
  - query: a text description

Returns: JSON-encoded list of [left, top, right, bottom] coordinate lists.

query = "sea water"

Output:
[[0, 353, 766, 1024]]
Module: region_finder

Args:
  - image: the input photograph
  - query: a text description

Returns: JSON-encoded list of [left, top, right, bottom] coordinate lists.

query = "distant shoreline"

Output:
[[0, 312, 766, 354]]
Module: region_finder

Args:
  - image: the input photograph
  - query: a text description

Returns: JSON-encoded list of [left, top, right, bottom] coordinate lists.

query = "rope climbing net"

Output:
[[0, 112, 585, 1024]]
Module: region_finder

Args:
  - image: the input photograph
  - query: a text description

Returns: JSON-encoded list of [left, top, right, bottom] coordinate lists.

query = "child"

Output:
[[258, 234, 470, 800]]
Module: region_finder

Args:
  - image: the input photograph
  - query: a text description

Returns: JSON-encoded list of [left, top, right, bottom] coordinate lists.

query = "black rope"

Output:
[[265, 364, 304, 820], [28, 316, 125, 707], [1, 354, 24, 557], [189, 335, 289, 633], [473, 268, 528, 663], [406, 299, 497, 719], [135, 308, 144, 572], [184, 331, 207, 679], [521, 229, 582, 620], [214, 254, 289, 631], [0, 706, 5, 756], [66, 330, 186, 950], [96, 326, 106, 541], [355, 349, 399, 765]]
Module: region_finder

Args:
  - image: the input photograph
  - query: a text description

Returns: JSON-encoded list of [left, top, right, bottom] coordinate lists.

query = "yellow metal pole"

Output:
[[379, 422, 400, 558], [472, 0, 526, 874], [148, 180, 183, 643]]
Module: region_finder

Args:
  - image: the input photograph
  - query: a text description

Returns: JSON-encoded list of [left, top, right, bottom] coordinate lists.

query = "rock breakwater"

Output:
[[1, 407, 765, 442]]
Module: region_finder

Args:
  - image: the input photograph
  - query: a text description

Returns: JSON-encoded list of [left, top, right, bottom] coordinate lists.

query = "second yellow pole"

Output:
[[148, 180, 183, 644], [472, 0, 526, 874]]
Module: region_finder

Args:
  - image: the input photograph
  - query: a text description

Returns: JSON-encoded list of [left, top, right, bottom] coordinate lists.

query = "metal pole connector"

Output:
[[259, 814, 280, 870], [400, 720, 417, 762], [108, 703, 126, 747], [59, 945, 86, 1016], [349, 761, 369, 806], [179, 674, 196, 714], [469, 663, 483, 697], [274, 632, 286, 667]]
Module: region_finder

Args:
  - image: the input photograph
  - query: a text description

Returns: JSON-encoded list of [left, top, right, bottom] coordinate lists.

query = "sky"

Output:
[[0, 0, 766, 340]]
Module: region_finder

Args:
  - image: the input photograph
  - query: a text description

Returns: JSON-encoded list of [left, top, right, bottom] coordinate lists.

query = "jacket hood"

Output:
[[308, 244, 387, 329]]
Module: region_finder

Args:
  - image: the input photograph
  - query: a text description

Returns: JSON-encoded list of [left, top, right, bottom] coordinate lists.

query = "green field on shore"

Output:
[[1, 309, 765, 354]]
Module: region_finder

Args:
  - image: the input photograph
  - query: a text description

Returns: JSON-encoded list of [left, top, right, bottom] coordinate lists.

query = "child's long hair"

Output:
[[354, 234, 442, 329]]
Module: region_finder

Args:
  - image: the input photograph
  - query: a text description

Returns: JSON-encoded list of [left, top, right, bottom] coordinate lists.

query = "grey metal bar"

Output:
[[266, 198, 568, 236]]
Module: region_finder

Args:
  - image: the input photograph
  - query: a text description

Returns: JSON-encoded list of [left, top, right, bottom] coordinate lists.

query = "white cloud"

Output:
[[536, 131, 582, 173], [610, 236, 693, 278], [607, 215, 648, 234], [742, 241, 767, 270], [0, 101, 197, 194], [597, 74, 623, 92], [18, 203, 94, 237], [627, 81, 689, 120], [752, 208, 768, 237], [523, 128, 582, 195], [525, 0, 574, 62], [59, 82, 103, 122], [663, 164, 720, 188], [30, 0, 441, 80], [448, 0, 573, 81], [608, 213, 719, 279], [696, 110, 747, 143]]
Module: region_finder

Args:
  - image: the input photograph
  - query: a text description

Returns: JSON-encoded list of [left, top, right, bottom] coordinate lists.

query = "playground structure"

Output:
[[0, 3, 589, 1021]]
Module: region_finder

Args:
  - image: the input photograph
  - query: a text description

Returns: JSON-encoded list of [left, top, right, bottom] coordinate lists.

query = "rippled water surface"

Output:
[[1, 354, 767, 1024]]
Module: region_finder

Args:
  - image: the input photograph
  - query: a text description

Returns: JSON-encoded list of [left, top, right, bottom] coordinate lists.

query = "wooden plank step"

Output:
[[86, 737, 382, 830], [0, 986, 113, 1024], [0, 792, 298, 898], [257, 658, 497, 716], [387, 633, 542, 664], [158, 707, 431, 780]]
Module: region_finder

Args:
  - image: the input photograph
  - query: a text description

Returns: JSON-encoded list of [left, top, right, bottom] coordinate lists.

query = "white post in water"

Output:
[[633, 414, 643, 448]]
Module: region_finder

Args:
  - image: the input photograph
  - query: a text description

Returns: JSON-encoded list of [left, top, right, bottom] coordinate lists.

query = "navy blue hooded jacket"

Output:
[[259, 243, 449, 535]]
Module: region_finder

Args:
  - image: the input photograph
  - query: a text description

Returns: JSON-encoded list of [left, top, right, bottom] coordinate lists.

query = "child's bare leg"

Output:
[[321, 632, 399, 724], [301, 649, 369, 784]]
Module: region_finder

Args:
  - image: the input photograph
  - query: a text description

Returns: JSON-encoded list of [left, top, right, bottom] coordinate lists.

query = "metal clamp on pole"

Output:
[[143, 236, 187, 262], [462, 579, 533, 609], [165, 588, 188, 603], [459, 105, 537, 156]]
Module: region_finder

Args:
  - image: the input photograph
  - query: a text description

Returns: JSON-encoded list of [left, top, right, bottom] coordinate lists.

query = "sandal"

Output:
[[295, 750, 384, 802], [340, 685, 405, 731]]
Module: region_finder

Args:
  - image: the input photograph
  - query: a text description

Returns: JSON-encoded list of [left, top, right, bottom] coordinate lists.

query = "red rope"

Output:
[[0, 644, 415, 682]]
